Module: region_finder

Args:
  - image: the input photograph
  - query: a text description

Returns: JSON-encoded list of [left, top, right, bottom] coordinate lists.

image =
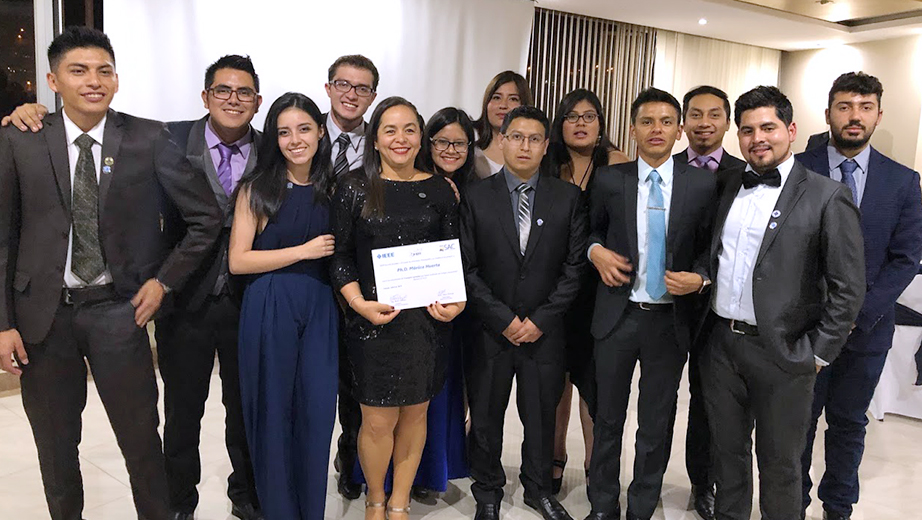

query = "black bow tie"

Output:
[[742, 168, 781, 189]]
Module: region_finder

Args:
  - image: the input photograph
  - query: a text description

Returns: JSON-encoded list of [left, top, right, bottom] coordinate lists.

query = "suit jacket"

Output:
[[709, 160, 865, 372], [588, 159, 717, 347], [460, 169, 587, 362], [804, 131, 830, 152], [160, 116, 259, 312], [0, 110, 223, 344], [796, 145, 922, 353], [674, 147, 746, 193]]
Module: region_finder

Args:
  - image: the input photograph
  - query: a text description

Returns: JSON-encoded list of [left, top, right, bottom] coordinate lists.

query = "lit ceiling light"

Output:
[[698, 18, 708, 25]]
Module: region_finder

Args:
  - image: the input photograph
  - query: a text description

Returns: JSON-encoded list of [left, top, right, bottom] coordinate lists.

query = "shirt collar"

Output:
[[326, 112, 365, 145], [827, 143, 871, 176], [503, 167, 540, 193], [62, 109, 106, 147], [205, 117, 253, 154], [686, 146, 724, 166], [637, 156, 674, 186], [743, 153, 795, 188]]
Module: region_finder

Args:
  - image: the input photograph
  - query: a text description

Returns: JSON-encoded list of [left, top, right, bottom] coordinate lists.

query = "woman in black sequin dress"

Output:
[[330, 97, 464, 520]]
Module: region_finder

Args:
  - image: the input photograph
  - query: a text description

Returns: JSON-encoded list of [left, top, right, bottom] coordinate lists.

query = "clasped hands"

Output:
[[502, 316, 543, 346], [589, 245, 703, 295]]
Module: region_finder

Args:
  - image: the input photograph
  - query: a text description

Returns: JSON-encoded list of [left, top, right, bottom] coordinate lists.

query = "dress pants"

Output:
[[663, 340, 712, 489], [336, 322, 362, 483], [20, 299, 170, 520], [467, 335, 566, 504], [155, 293, 258, 513], [801, 345, 888, 517], [589, 307, 686, 519], [700, 316, 815, 520]]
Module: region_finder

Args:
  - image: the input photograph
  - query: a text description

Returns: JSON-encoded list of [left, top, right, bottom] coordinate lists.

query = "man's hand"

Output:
[[131, 279, 166, 327], [1, 103, 48, 132], [510, 318, 543, 344], [0, 329, 27, 375], [665, 271, 704, 296], [589, 245, 632, 287], [502, 317, 525, 346]]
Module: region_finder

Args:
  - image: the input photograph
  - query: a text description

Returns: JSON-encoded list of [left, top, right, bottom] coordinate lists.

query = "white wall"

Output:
[[103, 0, 535, 128], [779, 35, 922, 172]]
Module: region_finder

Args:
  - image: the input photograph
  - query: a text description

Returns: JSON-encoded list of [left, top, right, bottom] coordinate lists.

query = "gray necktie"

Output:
[[72, 133, 106, 283], [333, 133, 351, 177], [515, 183, 532, 255], [840, 159, 859, 206]]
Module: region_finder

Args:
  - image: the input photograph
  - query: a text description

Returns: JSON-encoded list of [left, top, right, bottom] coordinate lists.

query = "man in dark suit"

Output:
[[584, 88, 717, 520], [0, 27, 222, 520], [668, 85, 745, 520], [702, 85, 865, 520], [461, 105, 586, 520], [796, 72, 922, 520], [804, 131, 830, 152], [155, 55, 264, 520]]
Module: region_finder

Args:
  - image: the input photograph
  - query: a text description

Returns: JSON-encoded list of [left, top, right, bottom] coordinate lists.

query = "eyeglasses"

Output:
[[430, 138, 470, 152], [208, 86, 257, 102], [504, 132, 546, 146], [564, 112, 598, 124], [331, 79, 375, 98]]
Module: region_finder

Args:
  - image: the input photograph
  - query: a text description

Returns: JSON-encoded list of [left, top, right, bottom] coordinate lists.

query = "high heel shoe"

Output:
[[552, 456, 568, 494], [365, 500, 385, 520], [386, 503, 410, 519]]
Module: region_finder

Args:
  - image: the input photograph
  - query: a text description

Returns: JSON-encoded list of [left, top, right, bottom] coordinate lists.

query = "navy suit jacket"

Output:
[[796, 145, 922, 353]]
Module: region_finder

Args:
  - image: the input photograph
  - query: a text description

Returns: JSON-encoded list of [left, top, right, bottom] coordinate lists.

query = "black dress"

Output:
[[330, 171, 459, 407]]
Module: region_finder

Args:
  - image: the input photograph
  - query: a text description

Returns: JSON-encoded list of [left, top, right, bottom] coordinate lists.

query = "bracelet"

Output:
[[348, 295, 363, 308]]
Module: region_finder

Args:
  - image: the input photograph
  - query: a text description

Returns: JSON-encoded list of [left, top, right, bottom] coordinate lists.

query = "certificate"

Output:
[[371, 239, 467, 310]]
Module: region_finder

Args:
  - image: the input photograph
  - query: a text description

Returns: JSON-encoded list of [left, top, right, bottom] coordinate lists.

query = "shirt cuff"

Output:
[[588, 242, 602, 261], [814, 355, 829, 367]]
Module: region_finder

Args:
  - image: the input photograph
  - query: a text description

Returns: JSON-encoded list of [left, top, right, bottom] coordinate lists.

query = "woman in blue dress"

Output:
[[229, 92, 339, 520]]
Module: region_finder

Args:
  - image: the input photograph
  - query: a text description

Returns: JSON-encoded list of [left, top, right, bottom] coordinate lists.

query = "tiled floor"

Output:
[[0, 367, 919, 520]]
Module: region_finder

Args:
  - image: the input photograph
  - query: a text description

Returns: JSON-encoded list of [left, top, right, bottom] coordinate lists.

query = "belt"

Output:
[[628, 301, 673, 313], [62, 284, 119, 306], [715, 315, 759, 336]]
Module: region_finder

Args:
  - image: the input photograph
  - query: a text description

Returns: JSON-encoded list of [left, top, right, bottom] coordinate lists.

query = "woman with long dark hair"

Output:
[[229, 92, 339, 519], [472, 71, 533, 179], [547, 88, 629, 494], [330, 97, 464, 520]]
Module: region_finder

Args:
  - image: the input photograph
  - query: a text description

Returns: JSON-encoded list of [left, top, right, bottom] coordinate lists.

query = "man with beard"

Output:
[[796, 72, 922, 520]]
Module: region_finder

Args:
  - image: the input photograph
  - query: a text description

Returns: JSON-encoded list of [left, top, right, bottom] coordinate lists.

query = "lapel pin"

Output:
[[769, 222, 778, 230], [418, 192, 427, 199], [102, 166, 111, 174], [771, 210, 781, 218], [537, 218, 544, 226], [104, 157, 114, 166]]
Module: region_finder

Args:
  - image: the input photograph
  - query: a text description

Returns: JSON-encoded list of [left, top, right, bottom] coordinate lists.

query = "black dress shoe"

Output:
[[170, 513, 194, 520], [474, 502, 500, 520], [337, 473, 362, 500], [411, 485, 433, 501], [524, 494, 574, 520], [583, 510, 619, 520], [231, 502, 264, 520], [823, 510, 851, 520], [691, 484, 716, 520]]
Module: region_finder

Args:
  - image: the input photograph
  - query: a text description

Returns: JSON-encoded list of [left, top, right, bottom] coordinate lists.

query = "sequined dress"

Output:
[[330, 171, 459, 407]]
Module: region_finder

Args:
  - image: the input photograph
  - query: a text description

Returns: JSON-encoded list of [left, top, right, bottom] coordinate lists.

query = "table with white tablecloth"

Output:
[[868, 275, 922, 420]]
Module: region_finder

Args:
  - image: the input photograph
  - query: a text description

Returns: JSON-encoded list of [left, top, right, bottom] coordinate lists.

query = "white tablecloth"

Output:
[[868, 275, 922, 420]]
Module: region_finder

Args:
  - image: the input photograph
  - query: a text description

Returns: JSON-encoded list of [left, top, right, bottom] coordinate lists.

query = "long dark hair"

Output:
[[361, 96, 426, 218], [421, 107, 475, 190], [233, 92, 333, 221], [548, 88, 617, 180], [473, 71, 533, 150]]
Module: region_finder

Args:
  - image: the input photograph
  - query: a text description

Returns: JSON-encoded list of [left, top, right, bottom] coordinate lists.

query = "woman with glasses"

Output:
[[229, 92, 339, 519], [330, 97, 464, 520], [547, 88, 630, 494], [472, 71, 533, 179]]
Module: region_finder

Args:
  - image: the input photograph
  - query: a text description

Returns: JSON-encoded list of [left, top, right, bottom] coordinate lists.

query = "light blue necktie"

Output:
[[840, 159, 859, 206], [646, 169, 667, 299]]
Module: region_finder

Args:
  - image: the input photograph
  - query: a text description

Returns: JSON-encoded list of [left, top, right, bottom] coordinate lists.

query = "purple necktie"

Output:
[[692, 155, 717, 173], [216, 143, 238, 195]]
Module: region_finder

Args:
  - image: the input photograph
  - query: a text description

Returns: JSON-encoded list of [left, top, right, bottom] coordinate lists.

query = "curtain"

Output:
[[527, 8, 657, 157]]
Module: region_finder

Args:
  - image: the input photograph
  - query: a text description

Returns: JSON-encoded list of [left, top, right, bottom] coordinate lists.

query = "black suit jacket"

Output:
[[709, 160, 865, 372], [0, 110, 223, 343], [796, 145, 922, 353], [460, 169, 587, 361], [160, 116, 259, 312], [674, 147, 746, 193], [588, 159, 717, 347]]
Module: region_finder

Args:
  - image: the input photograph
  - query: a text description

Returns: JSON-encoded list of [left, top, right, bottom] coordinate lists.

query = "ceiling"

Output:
[[535, 0, 922, 51]]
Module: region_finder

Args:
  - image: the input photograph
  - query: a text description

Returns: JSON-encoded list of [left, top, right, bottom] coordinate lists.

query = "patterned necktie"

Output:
[[216, 143, 238, 195], [72, 133, 106, 283], [692, 155, 718, 173], [515, 183, 533, 255], [840, 159, 859, 206], [646, 169, 667, 299], [333, 133, 351, 177]]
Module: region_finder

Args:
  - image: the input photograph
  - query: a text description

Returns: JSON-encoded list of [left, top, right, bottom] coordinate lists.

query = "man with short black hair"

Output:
[[462, 105, 586, 520], [796, 72, 922, 520]]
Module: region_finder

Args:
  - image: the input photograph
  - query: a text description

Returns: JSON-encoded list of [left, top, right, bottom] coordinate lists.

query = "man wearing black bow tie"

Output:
[[699, 86, 865, 520]]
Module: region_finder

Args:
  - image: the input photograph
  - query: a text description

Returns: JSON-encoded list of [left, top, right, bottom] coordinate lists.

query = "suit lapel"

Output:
[[624, 162, 640, 266], [859, 147, 887, 224], [711, 169, 742, 264], [491, 171, 521, 260], [522, 175, 556, 265], [667, 161, 689, 270], [99, 109, 124, 215], [755, 163, 808, 266], [43, 113, 72, 218]]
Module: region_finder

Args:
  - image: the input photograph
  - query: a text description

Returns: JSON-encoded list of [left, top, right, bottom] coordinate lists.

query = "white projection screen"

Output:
[[103, 0, 535, 128]]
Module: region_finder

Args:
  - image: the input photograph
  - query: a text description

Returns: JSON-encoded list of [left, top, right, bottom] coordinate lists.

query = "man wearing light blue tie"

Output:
[[584, 88, 717, 520]]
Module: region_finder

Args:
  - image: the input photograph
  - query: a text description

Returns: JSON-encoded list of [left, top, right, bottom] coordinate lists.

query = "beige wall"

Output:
[[779, 35, 922, 171]]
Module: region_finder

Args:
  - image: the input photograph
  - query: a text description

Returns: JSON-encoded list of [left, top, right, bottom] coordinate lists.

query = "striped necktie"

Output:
[[515, 183, 532, 255], [333, 133, 351, 176]]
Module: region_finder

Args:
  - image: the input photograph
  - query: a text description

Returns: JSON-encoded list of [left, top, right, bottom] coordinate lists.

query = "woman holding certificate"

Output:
[[330, 96, 464, 520]]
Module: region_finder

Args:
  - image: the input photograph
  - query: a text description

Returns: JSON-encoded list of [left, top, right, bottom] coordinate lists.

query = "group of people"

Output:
[[1, 24, 920, 520]]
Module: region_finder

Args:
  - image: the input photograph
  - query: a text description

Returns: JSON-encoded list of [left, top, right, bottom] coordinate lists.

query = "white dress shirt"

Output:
[[326, 112, 365, 172], [62, 110, 113, 288], [632, 157, 674, 304]]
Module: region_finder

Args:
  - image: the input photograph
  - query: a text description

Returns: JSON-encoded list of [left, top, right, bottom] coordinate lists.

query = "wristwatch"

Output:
[[155, 278, 172, 294], [698, 275, 712, 294]]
